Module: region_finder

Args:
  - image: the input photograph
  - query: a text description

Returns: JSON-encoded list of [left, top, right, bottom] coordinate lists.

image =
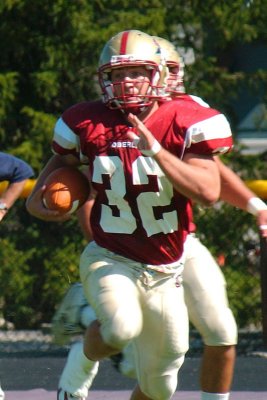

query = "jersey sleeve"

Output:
[[51, 102, 90, 159], [184, 109, 233, 155], [52, 116, 81, 158]]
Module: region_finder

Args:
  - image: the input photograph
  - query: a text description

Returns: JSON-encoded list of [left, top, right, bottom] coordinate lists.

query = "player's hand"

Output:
[[257, 209, 267, 238], [26, 185, 71, 222], [127, 113, 162, 157]]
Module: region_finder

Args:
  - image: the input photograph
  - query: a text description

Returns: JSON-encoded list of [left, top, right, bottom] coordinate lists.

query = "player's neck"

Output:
[[137, 101, 159, 123]]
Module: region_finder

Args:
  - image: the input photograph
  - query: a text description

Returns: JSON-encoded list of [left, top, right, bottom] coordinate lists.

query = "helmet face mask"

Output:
[[166, 61, 185, 95], [98, 30, 168, 112], [107, 65, 154, 110]]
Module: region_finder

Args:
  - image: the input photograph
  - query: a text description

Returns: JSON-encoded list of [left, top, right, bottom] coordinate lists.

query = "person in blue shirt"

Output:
[[0, 152, 34, 399], [0, 152, 34, 222], [0, 151, 34, 399]]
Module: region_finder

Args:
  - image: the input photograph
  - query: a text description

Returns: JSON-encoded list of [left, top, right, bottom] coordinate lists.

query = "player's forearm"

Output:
[[220, 176, 255, 210], [0, 180, 28, 222], [154, 149, 220, 206], [0, 181, 26, 208], [216, 157, 266, 211], [216, 157, 267, 237]]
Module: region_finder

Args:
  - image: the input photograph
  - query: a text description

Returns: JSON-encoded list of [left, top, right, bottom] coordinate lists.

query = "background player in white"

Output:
[[50, 35, 267, 400], [27, 30, 233, 400], [156, 36, 267, 398]]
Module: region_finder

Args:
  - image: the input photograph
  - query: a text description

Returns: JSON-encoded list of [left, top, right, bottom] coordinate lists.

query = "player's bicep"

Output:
[[184, 152, 216, 167]]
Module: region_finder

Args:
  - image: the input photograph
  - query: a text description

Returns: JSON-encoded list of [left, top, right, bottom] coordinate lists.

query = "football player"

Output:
[[27, 29, 234, 400], [50, 35, 267, 400]]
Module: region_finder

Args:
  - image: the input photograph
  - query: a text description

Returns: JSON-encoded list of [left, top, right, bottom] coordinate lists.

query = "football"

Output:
[[42, 167, 90, 214]]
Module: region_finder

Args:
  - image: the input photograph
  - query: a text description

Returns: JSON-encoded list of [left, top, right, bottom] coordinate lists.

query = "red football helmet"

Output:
[[98, 30, 168, 112]]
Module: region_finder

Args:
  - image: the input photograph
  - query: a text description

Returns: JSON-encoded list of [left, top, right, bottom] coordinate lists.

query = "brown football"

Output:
[[42, 167, 90, 214]]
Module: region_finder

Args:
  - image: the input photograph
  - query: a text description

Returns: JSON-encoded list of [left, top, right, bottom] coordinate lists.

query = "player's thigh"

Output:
[[183, 235, 227, 302], [134, 276, 188, 399], [183, 235, 237, 345], [80, 242, 142, 348]]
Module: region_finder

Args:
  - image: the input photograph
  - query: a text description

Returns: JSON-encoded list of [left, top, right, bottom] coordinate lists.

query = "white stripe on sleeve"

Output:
[[187, 114, 232, 145], [53, 117, 80, 151]]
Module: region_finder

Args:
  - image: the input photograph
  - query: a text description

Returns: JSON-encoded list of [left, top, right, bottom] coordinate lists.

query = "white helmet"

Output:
[[153, 36, 185, 96], [98, 30, 168, 111]]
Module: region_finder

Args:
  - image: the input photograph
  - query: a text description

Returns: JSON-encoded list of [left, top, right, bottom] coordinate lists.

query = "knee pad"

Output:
[[196, 307, 238, 346], [101, 311, 143, 350], [139, 354, 185, 400]]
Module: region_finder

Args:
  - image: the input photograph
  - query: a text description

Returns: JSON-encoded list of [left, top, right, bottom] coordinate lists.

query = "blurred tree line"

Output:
[[0, 0, 267, 328]]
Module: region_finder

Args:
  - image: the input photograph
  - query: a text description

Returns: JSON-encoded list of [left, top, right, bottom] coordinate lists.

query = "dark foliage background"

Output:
[[0, 0, 266, 328]]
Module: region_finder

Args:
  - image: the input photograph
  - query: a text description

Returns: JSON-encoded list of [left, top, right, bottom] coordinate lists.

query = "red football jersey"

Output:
[[52, 99, 232, 267]]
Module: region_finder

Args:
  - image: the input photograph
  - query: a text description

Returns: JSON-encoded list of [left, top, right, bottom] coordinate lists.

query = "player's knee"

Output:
[[103, 314, 142, 350], [139, 355, 185, 400], [201, 309, 238, 346], [104, 325, 140, 349], [143, 378, 176, 400]]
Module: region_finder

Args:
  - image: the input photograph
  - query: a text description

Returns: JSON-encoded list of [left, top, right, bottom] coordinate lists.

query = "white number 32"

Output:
[[92, 155, 178, 237]]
